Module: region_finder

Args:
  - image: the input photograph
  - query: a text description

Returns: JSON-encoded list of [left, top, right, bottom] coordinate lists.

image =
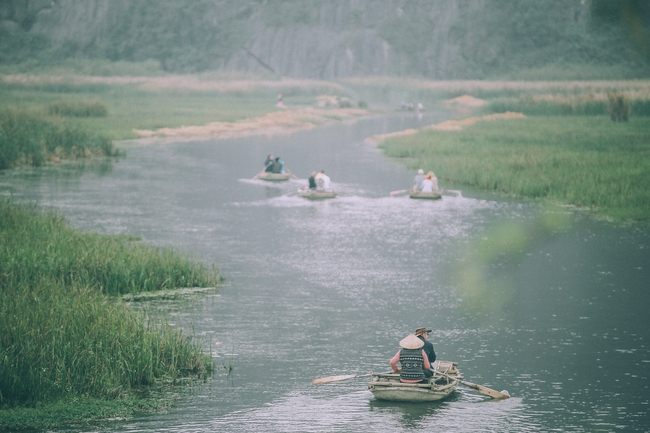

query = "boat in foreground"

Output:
[[409, 190, 443, 200], [368, 360, 461, 402], [300, 189, 338, 200], [257, 172, 292, 182]]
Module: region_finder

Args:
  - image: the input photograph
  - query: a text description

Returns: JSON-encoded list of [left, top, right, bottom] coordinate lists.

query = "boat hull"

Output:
[[409, 190, 442, 200], [300, 190, 338, 200], [258, 172, 291, 181], [368, 360, 461, 402]]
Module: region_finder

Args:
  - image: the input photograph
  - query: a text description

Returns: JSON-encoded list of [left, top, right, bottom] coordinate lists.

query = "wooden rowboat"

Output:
[[368, 360, 461, 402], [257, 172, 292, 182], [300, 189, 338, 200], [409, 189, 443, 200]]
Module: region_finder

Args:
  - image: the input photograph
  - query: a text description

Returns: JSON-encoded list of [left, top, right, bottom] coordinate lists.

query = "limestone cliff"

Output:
[[0, 0, 645, 79]]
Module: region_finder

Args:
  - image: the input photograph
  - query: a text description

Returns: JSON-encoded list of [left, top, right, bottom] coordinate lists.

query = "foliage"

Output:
[[0, 202, 218, 406], [379, 116, 650, 220], [0, 0, 647, 78], [0, 397, 166, 430], [0, 202, 221, 296], [48, 99, 108, 117], [0, 109, 117, 169]]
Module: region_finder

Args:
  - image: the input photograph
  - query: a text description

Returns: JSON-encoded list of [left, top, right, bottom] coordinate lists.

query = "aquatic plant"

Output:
[[380, 116, 650, 221], [0, 108, 117, 169], [0, 202, 219, 405], [48, 98, 108, 117], [0, 202, 221, 295]]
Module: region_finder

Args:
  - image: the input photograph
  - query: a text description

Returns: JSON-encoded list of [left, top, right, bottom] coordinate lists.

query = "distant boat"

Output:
[[409, 189, 443, 200], [300, 189, 338, 200], [256, 172, 292, 182], [368, 360, 460, 402]]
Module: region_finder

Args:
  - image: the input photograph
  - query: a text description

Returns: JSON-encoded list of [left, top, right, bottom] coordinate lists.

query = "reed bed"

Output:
[[486, 92, 650, 117], [0, 202, 221, 295], [48, 99, 108, 117], [0, 202, 219, 406], [379, 116, 650, 221], [0, 108, 117, 169], [342, 77, 650, 112]]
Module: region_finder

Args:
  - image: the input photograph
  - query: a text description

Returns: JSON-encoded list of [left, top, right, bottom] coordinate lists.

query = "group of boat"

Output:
[[254, 169, 450, 200]]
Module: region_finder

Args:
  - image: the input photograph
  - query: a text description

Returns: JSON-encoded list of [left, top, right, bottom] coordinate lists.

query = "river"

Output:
[[1, 111, 649, 432]]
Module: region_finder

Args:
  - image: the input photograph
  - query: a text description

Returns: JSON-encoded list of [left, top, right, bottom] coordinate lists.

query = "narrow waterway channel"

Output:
[[1, 111, 649, 432]]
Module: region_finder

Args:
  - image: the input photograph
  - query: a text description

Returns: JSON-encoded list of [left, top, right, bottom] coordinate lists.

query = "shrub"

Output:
[[48, 99, 108, 117]]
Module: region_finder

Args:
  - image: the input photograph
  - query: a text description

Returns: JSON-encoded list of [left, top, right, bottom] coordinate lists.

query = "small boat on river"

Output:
[[256, 172, 292, 182], [368, 360, 461, 402], [300, 189, 338, 200], [409, 189, 443, 200]]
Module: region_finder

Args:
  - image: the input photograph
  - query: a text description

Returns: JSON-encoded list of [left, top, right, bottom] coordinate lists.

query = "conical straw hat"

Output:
[[399, 334, 424, 349]]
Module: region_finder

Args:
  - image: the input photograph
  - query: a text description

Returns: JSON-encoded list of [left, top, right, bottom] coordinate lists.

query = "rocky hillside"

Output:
[[1, 0, 648, 79]]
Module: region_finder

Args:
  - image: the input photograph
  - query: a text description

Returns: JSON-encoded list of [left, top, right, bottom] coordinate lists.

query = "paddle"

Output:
[[433, 369, 510, 399], [312, 372, 374, 385], [390, 189, 410, 196], [252, 169, 265, 180], [444, 189, 462, 196]]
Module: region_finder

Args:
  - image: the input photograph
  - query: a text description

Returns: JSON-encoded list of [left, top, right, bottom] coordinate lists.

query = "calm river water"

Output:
[[1, 112, 649, 432]]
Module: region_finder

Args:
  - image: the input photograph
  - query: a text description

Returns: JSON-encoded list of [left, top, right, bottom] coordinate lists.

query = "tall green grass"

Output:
[[0, 201, 221, 296], [0, 109, 117, 169], [486, 94, 650, 117], [0, 202, 220, 406], [380, 116, 650, 221], [48, 99, 108, 117]]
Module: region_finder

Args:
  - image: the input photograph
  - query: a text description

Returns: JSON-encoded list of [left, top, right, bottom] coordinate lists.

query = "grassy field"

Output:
[[379, 115, 650, 221], [0, 201, 220, 428], [0, 71, 347, 140]]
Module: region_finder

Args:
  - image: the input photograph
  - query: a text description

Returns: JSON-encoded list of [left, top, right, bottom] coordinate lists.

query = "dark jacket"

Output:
[[418, 336, 436, 366]]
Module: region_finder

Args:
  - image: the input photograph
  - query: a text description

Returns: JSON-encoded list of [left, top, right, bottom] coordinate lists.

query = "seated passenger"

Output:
[[271, 157, 285, 174], [318, 170, 331, 190], [264, 154, 275, 172], [413, 169, 425, 191], [421, 174, 434, 192], [427, 171, 439, 191], [308, 172, 317, 189], [389, 334, 431, 383]]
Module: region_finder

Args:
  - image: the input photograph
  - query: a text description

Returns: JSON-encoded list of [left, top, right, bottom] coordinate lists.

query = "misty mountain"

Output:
[[1, 0, 648, 78]]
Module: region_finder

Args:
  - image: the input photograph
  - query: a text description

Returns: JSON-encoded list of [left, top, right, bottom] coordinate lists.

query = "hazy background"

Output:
[[1, 0, 649, 80]]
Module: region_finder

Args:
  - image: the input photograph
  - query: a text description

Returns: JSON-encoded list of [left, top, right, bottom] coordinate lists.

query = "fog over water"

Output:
[[2, 112, 649, 432]]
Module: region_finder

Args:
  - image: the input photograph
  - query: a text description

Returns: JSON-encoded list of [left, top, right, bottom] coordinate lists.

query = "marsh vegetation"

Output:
[[0, 202, 220, 428]]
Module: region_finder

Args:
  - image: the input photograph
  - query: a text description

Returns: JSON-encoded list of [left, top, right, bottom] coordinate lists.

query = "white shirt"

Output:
[[320, 174, 331, 190]]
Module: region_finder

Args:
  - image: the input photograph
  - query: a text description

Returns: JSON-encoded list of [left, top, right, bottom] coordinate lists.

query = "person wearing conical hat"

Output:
[[389, 333, 432, 383]]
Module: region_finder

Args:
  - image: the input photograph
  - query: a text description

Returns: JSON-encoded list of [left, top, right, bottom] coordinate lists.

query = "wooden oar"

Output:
[[433, 369, 510, 399], [312, 370, 394, 385], [312, 372, 374, 385], [390, 189, 410, 196], [252, 169, 266, 180]]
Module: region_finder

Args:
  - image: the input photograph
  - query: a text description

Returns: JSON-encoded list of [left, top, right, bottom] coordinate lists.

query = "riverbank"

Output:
[[376, 114, 650, 221], [0, 72, 364, 141], [0, 201, 220, 429]]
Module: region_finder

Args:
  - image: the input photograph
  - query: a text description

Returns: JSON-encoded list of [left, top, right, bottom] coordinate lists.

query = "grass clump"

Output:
[[0, 202, 220, 425], [0, 108, 118, 169], [0, 397, 166, 430], [0, 201, 221, 296], [48, 99, 108, 117], [380, 116, 650, 221]]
